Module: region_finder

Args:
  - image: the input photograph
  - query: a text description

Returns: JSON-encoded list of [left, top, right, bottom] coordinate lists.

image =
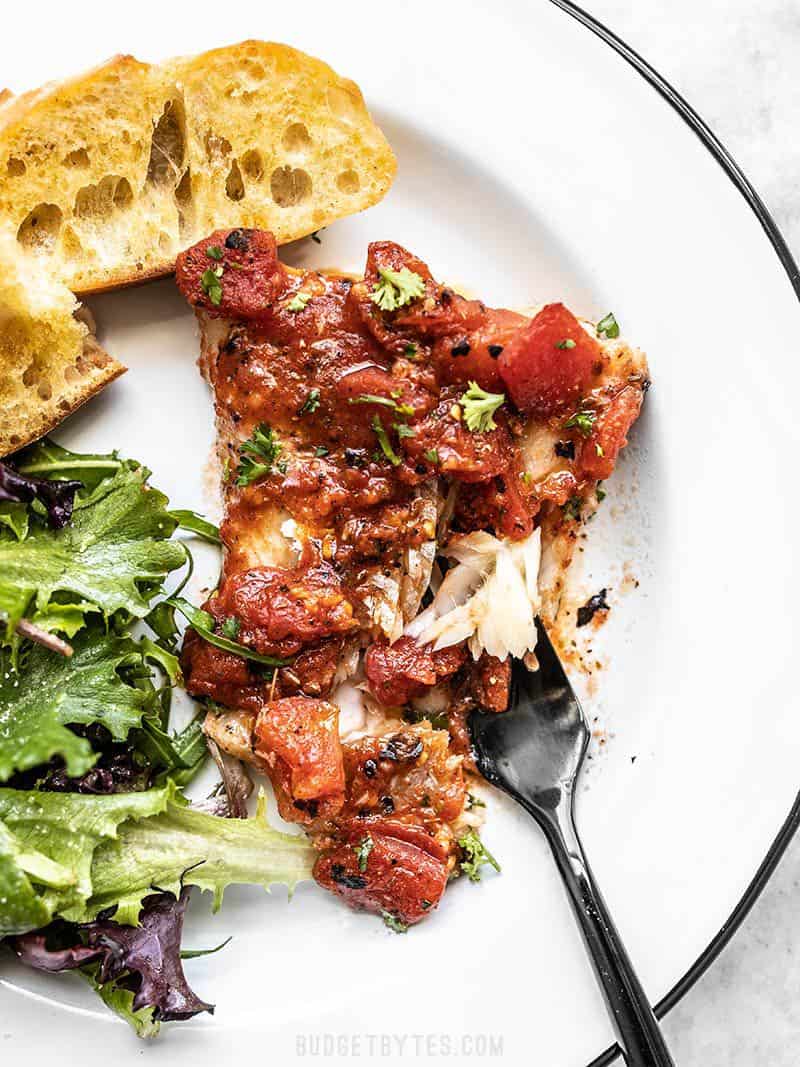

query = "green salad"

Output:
[[0, 440, 314, 1035]]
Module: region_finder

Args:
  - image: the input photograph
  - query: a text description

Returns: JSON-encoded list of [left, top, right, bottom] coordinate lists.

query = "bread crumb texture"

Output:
[[0, 41, 396, 294]]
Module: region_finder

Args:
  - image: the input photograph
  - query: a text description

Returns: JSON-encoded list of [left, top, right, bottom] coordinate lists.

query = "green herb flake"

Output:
[[564, 409, 597, 437], [596, 483, 606, 502], [424, 449, 439, 465], [519, 471, 533, 486], [562, 496, 583, 522], [236, 424, 282, 486], [205, 245, 224, 261], [221, 616, 241, 640], [460, 381, 505, 433], [457, 829, 501, 883], [382, 911, 410, 934], [167, 597, 289, 667], [466, 792, 486, 810], [394, 423, 415, 439], [200, 266, 223, 306], [596, 312, 620, 339], [404, 342, 418, 359], [556, 338, 576, 350], [299, 388, 321, 415], [287, 291, 311, 313], [420, 899, 432, 910], [355, 833, 374, 872], [370, 416, 402, 467], [370, 267, 425, 312], [314, 445, 330, 458], [350, 394, 415, 416]]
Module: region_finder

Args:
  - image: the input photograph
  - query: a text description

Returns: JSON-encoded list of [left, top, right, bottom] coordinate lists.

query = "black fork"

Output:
[[469, 620, 675, 1067]]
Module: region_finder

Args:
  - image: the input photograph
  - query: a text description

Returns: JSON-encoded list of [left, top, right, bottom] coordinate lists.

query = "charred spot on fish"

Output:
[[293, 798, 319, 817], [576, 589, 610, 627], [225, 228, 252, 251], [380, 795, 395, 813], [450, 339, 471, 357], [379, 733, 424, 763], [555, 440, 575, 459], [363, 758, 377, 779], [488, 344, 503, 358], [330, 864, 367, 890], [345, 449, 368, 469]]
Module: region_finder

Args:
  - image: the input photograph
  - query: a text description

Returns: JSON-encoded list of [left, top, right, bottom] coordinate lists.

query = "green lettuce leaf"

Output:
[[0, 784, 315, 935], [81, 966, 160, 1038], [0, 785, 171, 933], [0, 442, 186, 637], [88, 791, 316, 924], [0, 627, 157, 782]]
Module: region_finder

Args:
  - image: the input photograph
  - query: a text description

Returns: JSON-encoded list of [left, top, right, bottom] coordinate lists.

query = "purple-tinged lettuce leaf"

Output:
[[9, 889, 213, 1029], [0, 460, 82, 530]]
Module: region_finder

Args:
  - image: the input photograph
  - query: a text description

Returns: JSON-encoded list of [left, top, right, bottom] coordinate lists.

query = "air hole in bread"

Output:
[[158, 230, 171, 252], [241, 149, 264, 181], [282, 122, 312, 155], [6, 157, 26, 177], [205, 130, 232, 163], [17, 203, 62, 253], [64, 148, 90, 169], [336, 169, 360, 194], [37, 380, 52, 401], [8, 434, 21, 447], [74, 176, 133, 219], [174, 168, 194, 238], [225, 160, 245, 201], [326, 86, 359, 125], [147, 99, 186, 186], [22, 364, 38, 388], [61, 226, 84, 259], [64, 365, 80, 384], [270, 166, 312, 207]]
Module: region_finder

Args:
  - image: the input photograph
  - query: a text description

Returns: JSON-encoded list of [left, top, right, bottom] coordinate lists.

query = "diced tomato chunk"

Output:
[[254, 697, 346, 809], [469, 653, 511, 712], [499, 303, 605, 416], [579, 386, 643, 480], [175, 228, 287, 319], [365, 636, 467, 706], [404, 395, 511, 483], [454, 466, 535, 540], [436, 308, 529, 391], [314, 822, 449, 924]]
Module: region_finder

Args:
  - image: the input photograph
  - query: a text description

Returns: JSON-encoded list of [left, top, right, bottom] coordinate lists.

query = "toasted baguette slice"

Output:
[[0, 41, 396, 295], [0, 228, 124, 457]]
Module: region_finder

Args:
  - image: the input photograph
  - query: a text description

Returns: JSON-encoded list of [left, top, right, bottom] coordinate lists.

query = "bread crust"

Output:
[[0, 43, 396, 295]]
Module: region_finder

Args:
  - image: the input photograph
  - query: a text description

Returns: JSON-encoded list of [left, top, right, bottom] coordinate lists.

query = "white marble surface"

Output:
[[584, 2, 800, 1062]]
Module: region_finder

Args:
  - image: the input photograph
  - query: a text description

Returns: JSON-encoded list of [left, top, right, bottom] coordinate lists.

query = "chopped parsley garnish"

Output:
[[466, 792, 486, 810], [596, 482, 606, 502], [394, 423, 415, 439], [424, 448, 439, 465], [350, 394, 415, 416], [556, 338, 576, 350], [221, 616, 241, 640], [200, 266, 223, 306], [562, 496, 583, 522], [382, 911, 409, 934], [370, 416, 402, 467], [314, 445, 330, 458], [236, 424, 282, 486], [355, 834, 374, 872], [370, 266, 425, 312], [597, 312, 620, 339], [205, 245, 224, 261], [564, 408, 597, 437], [457, 830, 501, 883], [299, 388, 321, 415], [460, 381, 505, 433], [421, 899, 432, 910], [519, 471, 533, 486], [404, 342, 418, 359], [287, 291, 311, 312]]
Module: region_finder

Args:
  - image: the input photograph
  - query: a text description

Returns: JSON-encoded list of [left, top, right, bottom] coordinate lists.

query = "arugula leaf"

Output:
[[236, 424, 282, 486], [460, 381, 505, 433], [0, 450, 185, 638], [168, 509, 221, 545], [370, 267, 425, 312], [167, 596, 289, 667], [15, 440, 124, 495], [0, 627, 158, 782]]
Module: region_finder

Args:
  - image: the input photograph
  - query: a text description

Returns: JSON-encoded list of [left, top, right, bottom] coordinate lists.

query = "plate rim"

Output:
[[545, 2, 800, 1063]]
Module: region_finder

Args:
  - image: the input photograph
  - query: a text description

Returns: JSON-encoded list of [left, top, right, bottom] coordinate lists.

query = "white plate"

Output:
[[2, 3, 799, 1065]]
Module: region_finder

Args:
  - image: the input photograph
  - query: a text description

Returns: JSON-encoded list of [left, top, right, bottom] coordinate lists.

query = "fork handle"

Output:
[[535, 800, 675, 1067]]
